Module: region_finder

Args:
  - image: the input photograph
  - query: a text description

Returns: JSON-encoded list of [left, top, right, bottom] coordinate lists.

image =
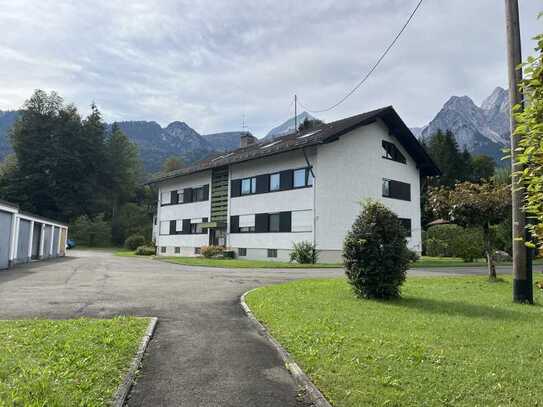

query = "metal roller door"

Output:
[[16, 219, 31, 263], [43, 225, 52, 258], [52, 227, 60, 257], [0, 210, 12, 269], [31, 222, 42, 259]]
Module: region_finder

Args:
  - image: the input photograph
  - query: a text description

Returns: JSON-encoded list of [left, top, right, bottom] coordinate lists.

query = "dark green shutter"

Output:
[[280, 170, 293, 190], [203, 184, 209, 201], [230, 215, 239, 233], [279, 211, 291, 232], [184, 188, 193, 203], [169, 220, 176, 235], [255, 174, 269, 194], [170, 191, 178, 204], [182, 219, 191, 234], [255, 213, 269, 233], [231, 179, 241, 197]]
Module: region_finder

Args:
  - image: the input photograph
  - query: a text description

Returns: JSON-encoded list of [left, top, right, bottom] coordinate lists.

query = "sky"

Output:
[[0, 0, 540, 137]]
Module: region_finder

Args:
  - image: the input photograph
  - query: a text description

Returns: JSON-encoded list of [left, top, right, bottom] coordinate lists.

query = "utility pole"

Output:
[[505, 0, 533, 303], [294, 94, 298, 133]]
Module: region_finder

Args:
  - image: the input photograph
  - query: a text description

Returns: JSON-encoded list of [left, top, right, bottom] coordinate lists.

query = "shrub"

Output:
[[125, 234, 146, 251], [69, 214, 111, 247], [343, 201, 411, 299], [135, 246, 155, 256], [200, 245, 224, 258], [289, 241, 319, 264], [424, 224, 484, 261]]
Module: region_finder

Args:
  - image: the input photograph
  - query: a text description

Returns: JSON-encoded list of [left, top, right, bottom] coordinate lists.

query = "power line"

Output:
[[297, 0, 424, 114]]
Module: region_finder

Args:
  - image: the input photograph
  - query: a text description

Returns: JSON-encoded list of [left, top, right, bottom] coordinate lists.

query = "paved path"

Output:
[[0, 250, 509, 406]]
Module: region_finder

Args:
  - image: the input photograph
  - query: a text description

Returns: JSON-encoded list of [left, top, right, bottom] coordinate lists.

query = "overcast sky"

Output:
[[0, 1, 540, 136]]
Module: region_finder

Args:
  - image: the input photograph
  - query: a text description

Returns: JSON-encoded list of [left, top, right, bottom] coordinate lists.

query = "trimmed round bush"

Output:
[[343, 201, 411, 299], [200, 245, 224, 258], [290, 241, 319, 264], [125, 234, 146, 251], [135, 246, 155, 256]]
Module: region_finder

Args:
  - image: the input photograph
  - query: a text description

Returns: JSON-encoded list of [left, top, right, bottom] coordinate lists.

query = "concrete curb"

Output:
[[240, 289, 332, 407], [112, 316, 158, 407]]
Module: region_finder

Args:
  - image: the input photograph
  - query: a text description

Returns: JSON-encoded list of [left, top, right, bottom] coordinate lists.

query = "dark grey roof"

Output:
[[149, 106, 440, 184], [0, 199, 68, 226]]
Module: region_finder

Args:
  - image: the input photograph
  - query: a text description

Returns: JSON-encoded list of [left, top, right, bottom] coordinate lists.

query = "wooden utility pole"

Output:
[[294, 94, 298, 133], [505, 0, 533, 303]]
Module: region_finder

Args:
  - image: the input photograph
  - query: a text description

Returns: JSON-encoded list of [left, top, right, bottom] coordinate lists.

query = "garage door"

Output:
[[0, 210, 12, 270], [43, 225, 52, 258], [52, 227, 60, 257], [16, 219, 31, 263]]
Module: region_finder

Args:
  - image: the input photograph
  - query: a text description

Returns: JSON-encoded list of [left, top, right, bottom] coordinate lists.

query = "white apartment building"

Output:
[[150, 107, 439, 262]]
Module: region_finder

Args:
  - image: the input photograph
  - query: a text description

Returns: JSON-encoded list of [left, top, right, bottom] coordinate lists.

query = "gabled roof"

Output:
[[149, 106, 440, 184]]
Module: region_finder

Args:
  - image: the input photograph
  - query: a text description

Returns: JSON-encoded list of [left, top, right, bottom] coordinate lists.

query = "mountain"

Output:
[[265, 111, 318, 139], [417, 87, 510, 162], [201, 131, 249, 152]]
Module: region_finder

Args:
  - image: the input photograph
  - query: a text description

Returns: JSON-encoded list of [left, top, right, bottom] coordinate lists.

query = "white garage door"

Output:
[[0, 210, 13, 269]]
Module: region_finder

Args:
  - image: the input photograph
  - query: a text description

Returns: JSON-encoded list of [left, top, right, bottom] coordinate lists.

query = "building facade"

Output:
[[151, 107, 439, 262], [0, 200, 68, 270]]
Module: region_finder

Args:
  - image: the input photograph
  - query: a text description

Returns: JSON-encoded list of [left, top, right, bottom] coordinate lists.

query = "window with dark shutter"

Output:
[[382, 179, 411, 201], [269, 213, 280, 232], [182, 219, 191, 234], [170, 190, 178, 205], [255, 174, 269, 193], [399, 218, 412, 237], [279, 211, 292, 232], [169, 220, 176, 235], [231, 179, 241, 197], [279, 170, 293, 190], [183, 188, 193, 203], [203, 184, 209, 201], [230, 215, 240, 233], [382, 140, 406, 164], [255, 213, 269, 233]]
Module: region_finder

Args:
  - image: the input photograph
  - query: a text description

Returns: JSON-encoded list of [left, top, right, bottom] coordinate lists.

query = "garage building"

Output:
[[0, 200, 68, 270]]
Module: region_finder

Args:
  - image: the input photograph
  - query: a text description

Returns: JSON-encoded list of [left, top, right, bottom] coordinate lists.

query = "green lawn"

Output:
[[159, 256, 342, 268], [412, 256, 543, 268], [246, 277, 543, 406], [0, 317, 149, 406]]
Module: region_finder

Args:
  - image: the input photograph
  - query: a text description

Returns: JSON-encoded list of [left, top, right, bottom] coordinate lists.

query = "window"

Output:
[[175, 247, 180, 254], [194, 247, 201, 255], [399, 218, 412, 237], [270, 173, 280, 191], [175, 220, 183, 233], [269, 213, 280, 232], [238, 248, 247, 256], [382, 140, 406, 164], [160, 191, 171, 205], [193, 186, 205, 202], [241, 177, 256, 195], [161, 247, 166, 253], [239, 214, 255, 233], [292, 210, 313, 232], [382, 179, 411, 201], [177, 191, 184, 203], [267, 249, 277, 258], [191, 223, 204, 234], [159, 221, 170, 235], [293, 169, 306, 188]]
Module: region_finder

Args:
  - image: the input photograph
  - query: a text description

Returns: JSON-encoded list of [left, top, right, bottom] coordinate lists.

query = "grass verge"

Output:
[[0, 317, 149, 406], [246, 277, 543, 406], [159, 256, 342, 268]]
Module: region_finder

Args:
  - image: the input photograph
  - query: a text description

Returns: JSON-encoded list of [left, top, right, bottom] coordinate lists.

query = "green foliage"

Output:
[[424, 224, 484, 262], [124, 234, 146, 251], [200, 245, 224, 258], [289, 241, 319, 264], [343, 201, 411, 299], [428, 181, 511, 279], [117, 203, 152, 244], [298, 117, 324, 132], [135, 246, 156, 256], [470, 154, 496, 181], [69, 214, 111, 247], [514, 29, 543, 249]]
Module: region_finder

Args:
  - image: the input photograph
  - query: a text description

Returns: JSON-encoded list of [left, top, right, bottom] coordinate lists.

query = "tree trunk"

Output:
[[484, 226, 497, 281]]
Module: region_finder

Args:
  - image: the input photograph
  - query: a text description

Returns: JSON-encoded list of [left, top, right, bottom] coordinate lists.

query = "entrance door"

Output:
[[0, 210, 12, 269]]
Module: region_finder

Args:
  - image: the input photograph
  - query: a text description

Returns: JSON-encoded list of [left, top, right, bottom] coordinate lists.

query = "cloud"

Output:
[[0, 0, 540, 136]]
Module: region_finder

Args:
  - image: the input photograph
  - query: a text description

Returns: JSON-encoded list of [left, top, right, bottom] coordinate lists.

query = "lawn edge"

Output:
[[240, 289, 333, 407], [112, 316, 158, 407]]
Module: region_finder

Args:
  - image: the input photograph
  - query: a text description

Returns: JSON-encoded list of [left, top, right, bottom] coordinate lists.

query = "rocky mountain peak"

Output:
[[481, 86, 508, 112]]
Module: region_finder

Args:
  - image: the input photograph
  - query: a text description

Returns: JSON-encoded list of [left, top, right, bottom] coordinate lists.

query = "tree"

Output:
[[470, 155, 495, 181], [343, 201, 412, 299], [514, 27, 543, 248], [162, 156, 185, 173], [428, 181, 511, 280], [298, 117, 324, 132], [424, 130, 471, 187]]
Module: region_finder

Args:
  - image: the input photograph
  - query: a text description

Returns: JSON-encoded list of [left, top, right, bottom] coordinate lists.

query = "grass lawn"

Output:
[[159, 256, 342, 268], [0, 317, 149, 406], [246, 276, 543, 406]]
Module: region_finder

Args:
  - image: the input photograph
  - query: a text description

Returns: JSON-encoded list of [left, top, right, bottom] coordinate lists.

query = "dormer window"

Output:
[[382, 140, 406, 164]]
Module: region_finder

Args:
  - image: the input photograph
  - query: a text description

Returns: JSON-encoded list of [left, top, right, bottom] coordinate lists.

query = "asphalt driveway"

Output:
[[0, 250, 509, 406]]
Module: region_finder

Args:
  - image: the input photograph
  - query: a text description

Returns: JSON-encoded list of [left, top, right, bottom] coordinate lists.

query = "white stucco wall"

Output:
[[156, 170, 211, 249], [228, 150, 314, 251], [313, 119, 422, 254]]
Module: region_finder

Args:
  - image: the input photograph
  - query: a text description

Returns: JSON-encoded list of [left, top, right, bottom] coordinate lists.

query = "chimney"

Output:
[[240, 133, 257, 148]]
